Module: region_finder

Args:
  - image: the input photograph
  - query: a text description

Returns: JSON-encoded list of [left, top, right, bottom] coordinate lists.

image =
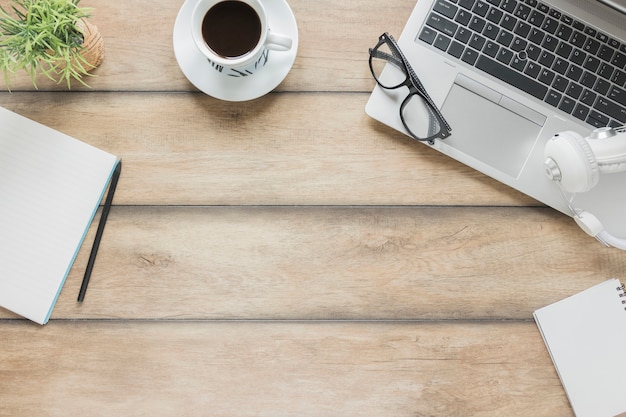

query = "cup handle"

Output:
[[265, 31, 293, 51]]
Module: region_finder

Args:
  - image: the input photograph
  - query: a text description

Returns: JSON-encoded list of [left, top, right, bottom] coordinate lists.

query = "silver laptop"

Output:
[[366, 0, 626, 237]]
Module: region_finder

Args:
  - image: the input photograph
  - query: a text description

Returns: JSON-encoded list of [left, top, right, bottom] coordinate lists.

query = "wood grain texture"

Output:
[[0, 321, 571, 417], [0, 0, 618, 415], [0, 0, 412, 92], [0, 92, 535, 206], [1, 206, 623, 321]]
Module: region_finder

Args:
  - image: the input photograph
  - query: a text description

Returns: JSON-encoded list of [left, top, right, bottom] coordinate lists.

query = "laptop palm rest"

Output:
[[441, 74, 546, 178]]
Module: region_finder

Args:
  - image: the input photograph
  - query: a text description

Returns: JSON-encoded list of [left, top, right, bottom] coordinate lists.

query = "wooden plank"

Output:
[[0, 92, 536, 206], [0, 0, 412, 92], [0, 320, 572, 417], [2, 206, 623, 320]]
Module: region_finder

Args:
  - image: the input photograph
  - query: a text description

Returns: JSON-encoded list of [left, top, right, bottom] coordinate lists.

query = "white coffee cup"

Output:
[[191, 0, 293, 76]]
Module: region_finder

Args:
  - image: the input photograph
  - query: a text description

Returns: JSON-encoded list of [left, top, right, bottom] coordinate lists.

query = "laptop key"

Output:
[[514, 3, 531, 19], [455, 27, 472, 43], [552, 75, 569, 92], [500, 0, 517, 13], [528, 28, 545, 45], [462, 48, 480, 65], [434, 33, 453, 51], [497, 30, 514, 47], [609, 86, 626, 106], [573, 104, 590, 121], [483, 40, 500, 57], [511, 55, 528, 71], [587, 110, 610, 127], [572, 20, 585, 32], [587, 117, 609, 128], [555, 42, 573, 59], [426, 13, 458, 37], [469, 16, 487, 32], [475, 55, 549, 99], [541, 17, 559, 34], [580, 89, 597, 106], [459, 0, 476, 10], [514, 21, 532, 38], [528, 10, 545, 27], [501, 14, 518, 31], [455, 9, 472, 25], [539, 68, 556, 85], [539, 50, 556, 67], [552, 57, 569, 75], [511, 37, 528, 52], [583, 38, 601, 55], [570, 48, 586, 66], [497, 47, 514, 64], [559, 96, 576, 113], [583, 55, 601, 72], [608, 38, 621, 49], [419, 27, 438, 45], [537, 2, 550, 13], [487, 7, 504, 23], [611, 70, 626, 86], [594, 97, 626, 123], [545, 90, 562, 106], [611, 52, 626, 69], [598, 45, 616, 63], [433, 0, 459, 19], [555, 24, 573, 41], [542, 34, 559, 52], [473, 0, 490, 16], [525, 61, 541, 78], [570, 31, 587, 48], [483, 22, 500, 40], [597, 63, 614, 81], [548, 8, 561, 19], [566, 82, 583, 99], [448, 40, 466, 58], [470, 33, 487, 50], [526, 44, 541, 61], [566, 65, 583, 82]]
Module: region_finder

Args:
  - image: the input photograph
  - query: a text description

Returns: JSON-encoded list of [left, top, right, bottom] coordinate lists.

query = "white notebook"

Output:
[[0, 106, 119, 324], [534, 279, 626, 417]]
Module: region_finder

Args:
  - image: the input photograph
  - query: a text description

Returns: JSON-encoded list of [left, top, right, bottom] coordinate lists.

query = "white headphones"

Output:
[[544, 126, 626, 250]]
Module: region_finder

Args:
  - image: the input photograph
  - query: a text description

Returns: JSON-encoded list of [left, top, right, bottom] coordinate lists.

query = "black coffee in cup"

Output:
[[201, 1, 262, 58]]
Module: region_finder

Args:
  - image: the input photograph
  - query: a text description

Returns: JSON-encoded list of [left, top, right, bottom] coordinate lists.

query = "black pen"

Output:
[[78, 160, 122, 302]]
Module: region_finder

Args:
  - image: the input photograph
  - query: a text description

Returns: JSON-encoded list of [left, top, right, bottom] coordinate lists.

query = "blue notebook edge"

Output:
[[42, 158, 120, 325]]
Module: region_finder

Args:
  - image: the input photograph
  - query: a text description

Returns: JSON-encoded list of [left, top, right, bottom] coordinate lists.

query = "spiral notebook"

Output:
[[534, 279, 626, 417], [0, 106, 119, 325]]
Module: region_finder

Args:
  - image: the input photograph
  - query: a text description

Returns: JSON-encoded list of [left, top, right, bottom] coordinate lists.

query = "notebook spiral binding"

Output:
[[618, 281, 626, 311]]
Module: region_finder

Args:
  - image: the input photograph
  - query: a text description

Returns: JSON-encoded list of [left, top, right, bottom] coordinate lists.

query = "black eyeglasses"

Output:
[[369, 32, 451, 144]]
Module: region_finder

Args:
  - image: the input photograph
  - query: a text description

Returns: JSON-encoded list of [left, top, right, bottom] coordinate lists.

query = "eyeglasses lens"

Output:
[[401, 94, 443, 140], [370, 41, 407, 89], [370, 39, 445, 141]]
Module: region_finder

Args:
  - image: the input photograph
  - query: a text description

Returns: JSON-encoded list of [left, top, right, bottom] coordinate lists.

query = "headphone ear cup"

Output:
[[544, 131, 599, 193]]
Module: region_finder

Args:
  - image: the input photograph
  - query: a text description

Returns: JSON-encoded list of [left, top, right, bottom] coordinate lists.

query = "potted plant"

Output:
[[0, 0, 104, 89]]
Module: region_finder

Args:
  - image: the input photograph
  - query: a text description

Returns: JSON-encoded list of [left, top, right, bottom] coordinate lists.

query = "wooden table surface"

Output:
[[2, 0, 626, 415]]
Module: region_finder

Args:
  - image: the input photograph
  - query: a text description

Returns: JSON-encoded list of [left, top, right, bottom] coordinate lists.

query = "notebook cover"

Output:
[[534, 279, 626, 417]]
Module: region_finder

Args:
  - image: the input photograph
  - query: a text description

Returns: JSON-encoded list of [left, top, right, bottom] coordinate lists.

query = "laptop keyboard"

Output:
[[418, 0, 626, 128]]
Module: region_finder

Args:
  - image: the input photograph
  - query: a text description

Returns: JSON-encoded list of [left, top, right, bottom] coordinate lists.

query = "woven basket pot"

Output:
[[77, 18, 104, 70]]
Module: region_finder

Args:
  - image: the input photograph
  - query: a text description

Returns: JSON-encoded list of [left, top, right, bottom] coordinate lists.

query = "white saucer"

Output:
[[173, 0, 298, 101]]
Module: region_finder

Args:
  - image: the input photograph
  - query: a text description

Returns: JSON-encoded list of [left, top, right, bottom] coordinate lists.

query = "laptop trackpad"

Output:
[[441, 81, 542, 178]]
